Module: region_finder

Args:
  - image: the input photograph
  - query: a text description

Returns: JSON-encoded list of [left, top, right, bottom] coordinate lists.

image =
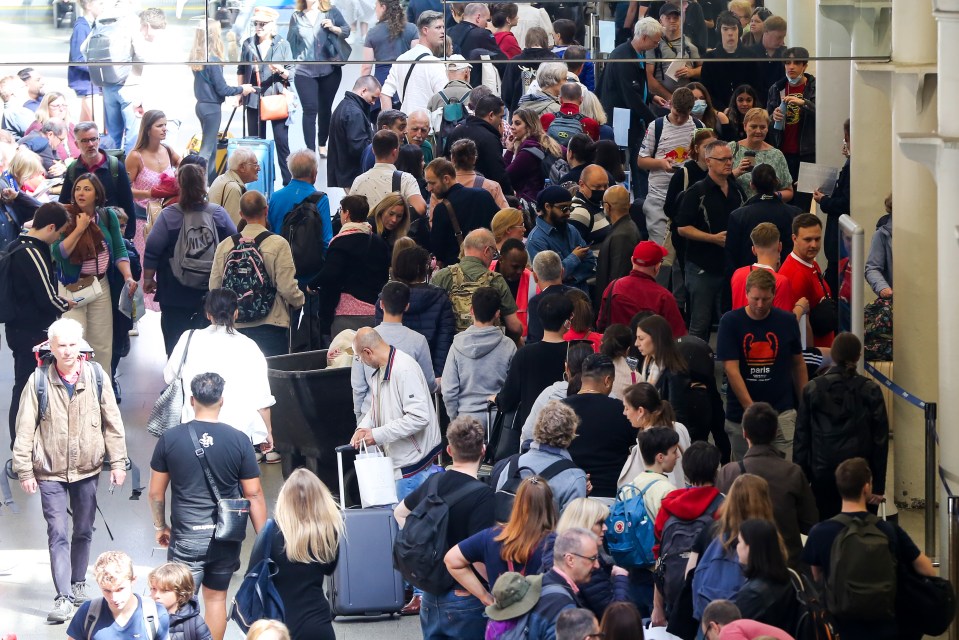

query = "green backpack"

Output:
[[826, 513, 897, 620], [448, 265, 493, 332]]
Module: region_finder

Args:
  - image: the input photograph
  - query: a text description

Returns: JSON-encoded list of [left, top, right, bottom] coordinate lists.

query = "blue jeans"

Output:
[[420, 590, 487, 640], [239, 324, 289, 358], [102, 83, 138, 152], [396, 464, 443, 502], [684, 260, 723, 342]]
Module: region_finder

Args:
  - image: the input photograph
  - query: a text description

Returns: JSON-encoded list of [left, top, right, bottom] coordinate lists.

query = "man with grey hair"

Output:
[[209, 147, 260, 226], [518, 61, 567, 115], [526, 250, 570, 344], [406, 109, 435, 163], [13, 317, 127, 623], [18, 118, 68, 178], [381, 11, 449, 114], [267, 149, 331, 250], [556, 608, 600, 640]]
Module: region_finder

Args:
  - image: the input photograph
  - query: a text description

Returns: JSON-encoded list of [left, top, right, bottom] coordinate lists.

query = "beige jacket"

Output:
[[13, 362, 127, 483], [208, 170, 246, 226], [209, 223, 306, 328]]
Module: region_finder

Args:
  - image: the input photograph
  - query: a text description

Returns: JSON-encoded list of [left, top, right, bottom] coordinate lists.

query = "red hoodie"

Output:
[[653, 485, 723, 558]]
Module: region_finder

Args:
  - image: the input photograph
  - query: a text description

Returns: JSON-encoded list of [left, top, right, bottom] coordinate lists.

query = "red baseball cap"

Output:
[[632, 241, 668, 267]]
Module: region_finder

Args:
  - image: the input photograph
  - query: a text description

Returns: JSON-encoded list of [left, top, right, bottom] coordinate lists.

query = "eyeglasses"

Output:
[[510, 223, 525, 230], [49, 102, 67, 110], [568, 552, 599, 563], [78, 137, 99, 144], [706, 156, 734, 163], [252, 20, 272, 26], [243, 161, 260, 168], [552, 204, 572, 213]]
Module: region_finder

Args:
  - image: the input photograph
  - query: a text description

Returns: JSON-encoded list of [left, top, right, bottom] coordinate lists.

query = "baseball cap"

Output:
[[446, 54, 471, 71], [632, 240, 668, 266]]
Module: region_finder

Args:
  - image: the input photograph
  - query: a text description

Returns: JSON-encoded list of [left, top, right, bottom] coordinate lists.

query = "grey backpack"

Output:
[[170, 203, 219, 289], [84, 18, 134, 86]]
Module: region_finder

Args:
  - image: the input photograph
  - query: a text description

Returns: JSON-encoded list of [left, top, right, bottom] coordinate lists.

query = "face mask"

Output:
[[691, 99, 707, 116], [588, 188, 605, 206], [787, 74, 803, 86]]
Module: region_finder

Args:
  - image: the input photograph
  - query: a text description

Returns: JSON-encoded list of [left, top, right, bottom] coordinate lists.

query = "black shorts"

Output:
[[168, 535, 241, 592]]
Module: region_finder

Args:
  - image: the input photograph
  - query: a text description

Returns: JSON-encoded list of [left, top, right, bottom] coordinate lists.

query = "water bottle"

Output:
[[773, 100, 787, 130], [544, 178, 552, 188]]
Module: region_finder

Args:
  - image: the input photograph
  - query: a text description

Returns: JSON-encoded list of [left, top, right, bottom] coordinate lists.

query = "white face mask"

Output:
[[691, 99, 707, 116], [787, 74, 803, 86]]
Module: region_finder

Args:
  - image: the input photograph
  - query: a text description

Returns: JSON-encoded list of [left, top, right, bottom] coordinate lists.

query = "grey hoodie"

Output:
[[442, 325, 517, 421], [865, 216, 892, 296]]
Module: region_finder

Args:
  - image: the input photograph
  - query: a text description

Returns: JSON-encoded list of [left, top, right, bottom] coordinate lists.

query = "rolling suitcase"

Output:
[[226, 137, 276, 200], [327, 445, 405, 617]]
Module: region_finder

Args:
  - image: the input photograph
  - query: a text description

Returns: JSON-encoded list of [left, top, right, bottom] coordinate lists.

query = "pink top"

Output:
[[132, 161, 176, 208], [719, 619, 795, 640]]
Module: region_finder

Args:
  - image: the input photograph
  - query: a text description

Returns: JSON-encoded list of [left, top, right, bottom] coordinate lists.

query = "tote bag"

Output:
[[354, 442, 397, 507]]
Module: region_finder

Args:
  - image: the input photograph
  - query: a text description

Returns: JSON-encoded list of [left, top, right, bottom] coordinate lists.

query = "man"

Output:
[[360, 109, 409, 173], [717, 268, 807, 461], [407, 109, 435, 163], [381, 11, 449, 114], [208, 147, 260, 226], [493, 239, 534, 334], [268, 149, 332, 248], [700, 10, 749, 109], [525, 529, 599, 640], [597, 240, 686, 335], [567, 164, 610, 248], [433, 228, 523, 338], [351, 130, 428, 214], [744, 15, 788, 101], [676, 139, 746, 341], [555, 609, 600, 640], [59, 121, 137, 240], [444, 94, 513, 195], [442, 287, 517, 423], [350, 327, 444, 498], [447, 2, 507, 85], [778, 213, 834, 347], [394, 416, 495, 631], [425, 157, 498, 267], [526, 249, 571, 344], [149, 372, 267, 640], [802, 457, 935, 640], [796, 332, 890, 520], [526, 186, 596, 292], [328, 75, 381, 190], [814, 118, 850, 294], [0, 75, 36, 139], [541, 82, 600, 142], [729, 222, 802, 317], [18, 119, 68, 178], [725, 164, 799, 273], [766, 46, 817, 212], [716, 402, 818, 567], [638, 87, 699, 248], [595, 185, 643, 303], [700, 600, 795, 640], [13, 318, 127, 623], [353, 281, 437, 421], [426, 54, 473, 113], [6, 203, 72, 446], [208, 191, 305, 357], [18, 67, 45, 111], [647, 1, 701, 104]]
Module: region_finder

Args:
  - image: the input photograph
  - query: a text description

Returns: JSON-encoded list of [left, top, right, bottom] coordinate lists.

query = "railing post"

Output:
[[948, 496, 959, 640], [927, 402, 939, 559]]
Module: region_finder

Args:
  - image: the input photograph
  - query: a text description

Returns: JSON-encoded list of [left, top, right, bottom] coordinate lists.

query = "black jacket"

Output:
[[745, 43, 787, 102], [444, 116, 512, 195], [541, 532, 630, 619], [765, 74, 817, 159], [313, 228, 390, 308], [735, 576, 800, 632], [7, 234, 69, 329], [596, 41, 656, 147], [725, 194, 799, 275], [375, 282, 456, 372], [595, 216, 642, 305], [447, 21, 506, 86], [169, 598, 212, 640], [327, 92, 374, 188], [430, 183, 499, 266], [19, 131, 60, 176], [502, 47, 558, 113], [817, 157, 850, 264], [700, 46, 753, 110], [795, 366, 890, 494]]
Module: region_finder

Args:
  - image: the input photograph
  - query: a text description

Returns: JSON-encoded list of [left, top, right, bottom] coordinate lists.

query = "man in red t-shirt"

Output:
[[730, 222, 806, 320], [779, 213, 833, 348]]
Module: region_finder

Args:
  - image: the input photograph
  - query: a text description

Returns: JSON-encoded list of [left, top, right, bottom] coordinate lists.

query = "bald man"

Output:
[[569, 164, 611, 248], [595, 184, 642, 306]]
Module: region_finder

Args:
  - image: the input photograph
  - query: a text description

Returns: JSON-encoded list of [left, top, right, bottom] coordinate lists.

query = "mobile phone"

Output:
[[73, 297, 85, 302]]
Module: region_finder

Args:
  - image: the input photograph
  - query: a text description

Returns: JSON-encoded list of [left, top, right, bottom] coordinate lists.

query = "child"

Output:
[[148, 562, 212, 640]]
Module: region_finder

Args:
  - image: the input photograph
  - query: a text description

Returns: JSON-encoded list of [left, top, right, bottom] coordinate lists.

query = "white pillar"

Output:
[[765, 0, 787, 19], [815, 9, 852, 171], [787, 0, 817, 54]]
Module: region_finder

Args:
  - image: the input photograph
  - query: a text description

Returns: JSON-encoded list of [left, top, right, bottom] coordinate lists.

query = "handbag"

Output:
[[353, 442, 397, 507], [64, 276, 103, 309], [322, 31, 352, 62], [143, 200, 163, 240], [255, 67, 289, 122], [189, 422, 251, 542], [808, 269, 838, 337], [230, 519, 285, 632], [147, 330, 194, 437]]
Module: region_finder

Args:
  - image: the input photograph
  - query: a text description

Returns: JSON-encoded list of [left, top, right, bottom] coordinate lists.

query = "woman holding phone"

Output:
[[728, 108, 794, 201]]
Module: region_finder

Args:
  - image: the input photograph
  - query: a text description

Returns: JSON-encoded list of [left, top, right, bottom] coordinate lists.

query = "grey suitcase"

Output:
[[327, 445, 405, 617]]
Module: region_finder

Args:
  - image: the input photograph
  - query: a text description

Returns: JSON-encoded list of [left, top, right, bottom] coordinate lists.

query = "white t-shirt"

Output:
[[639, 115, 698, 200], [381, 44, 449, 115], [349, 163, 422, 211]]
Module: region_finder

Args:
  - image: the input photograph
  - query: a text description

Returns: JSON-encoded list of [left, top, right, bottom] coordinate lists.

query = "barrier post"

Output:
[[949, 496, 959, 640], [928, 402, 939, 559]]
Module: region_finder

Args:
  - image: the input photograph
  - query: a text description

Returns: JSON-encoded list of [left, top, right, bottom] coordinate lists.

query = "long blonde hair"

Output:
[[190, 19, 226, 71], [716, 474, 775, 551], [513, 108, 563, 158], [557, 498, 609, 534], [370, 193, 410, 240], [274, 468, 343, 564], [296, 0, 332, 12], [34, 92, 68, 126]]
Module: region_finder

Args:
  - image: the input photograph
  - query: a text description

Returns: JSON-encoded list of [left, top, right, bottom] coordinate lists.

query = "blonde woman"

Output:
[[256, 468, 343, 640], [25, 92, 79, 158], [10, 146, 47, 195], [368, 192, 410, 255], [505, 107, 564, 202], [246, 620, 291, 640], [191, 19, 254, 182], [729, 107, 793, 201]]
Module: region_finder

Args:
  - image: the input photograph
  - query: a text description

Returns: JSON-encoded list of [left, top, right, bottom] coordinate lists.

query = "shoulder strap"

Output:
[[652, 117, 665, 157], [140, 595, 159, 640], [539, 457, 576, 479], [176, 330, 195, 381], [441, 477, 489, 506], [600, 278, 617, 328], [402, 51, 431, 98], [249, 518, 277, 568], [540, 583, 571, 599], [108, 155, 119, 183], [443, 199, 464, 246], [84, 598, 104, 640], [231, 233, 243, 247], [188, 422, 223, 503], [253, 230, 273, 247], [439, 90, 450, 105], [392, 170, 402, 194], [35, 364, 49, 425], [682, 166, 689, 191], [738, 459, 746, 475], [639, 477, 665, 497], [526, 147, 545, 161]]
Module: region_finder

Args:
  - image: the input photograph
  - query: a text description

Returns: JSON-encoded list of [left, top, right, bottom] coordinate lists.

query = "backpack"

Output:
[[546, 111, 586, 146], [448, 264, 494, 332], [494, 584, 573, 640], [83, 18, 134, 87], [605, 479, 665, 568], [0, 238, 28, 323], [170, 204, 219, 289], [691, 536, 745, 619], [231, 519, 285, 633], [83, 594, 159, 640], [281, 192, 327, 278], [525, 147, 570, 185], [790, 569, 840, 640], [221, 232, 277, 323], [393, 473, 489, 594], [494, 455, 577, 523], [518, 65, 536, 96], [67, 154, 120, 186], [655, 492, 724, 615], [825, 513, 897, 620], [436, 90, 471, 155], [863, 297, 893, 361]]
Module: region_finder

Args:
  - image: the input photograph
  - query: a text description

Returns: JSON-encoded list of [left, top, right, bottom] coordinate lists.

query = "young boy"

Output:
[[149, 562, 212, 640], [67, 551, 169, 640]]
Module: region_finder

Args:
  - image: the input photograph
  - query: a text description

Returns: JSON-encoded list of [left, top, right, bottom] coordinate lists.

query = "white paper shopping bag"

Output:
[[354, 443, 398, 507]]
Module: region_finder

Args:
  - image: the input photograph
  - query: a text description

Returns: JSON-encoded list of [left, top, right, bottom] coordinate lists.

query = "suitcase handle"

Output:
[[336, 444, 358, 510]]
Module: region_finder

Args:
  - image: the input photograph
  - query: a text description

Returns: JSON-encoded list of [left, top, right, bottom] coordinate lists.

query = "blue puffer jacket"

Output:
[[541, 532, 631, 619], [375, 282, 455, 374]]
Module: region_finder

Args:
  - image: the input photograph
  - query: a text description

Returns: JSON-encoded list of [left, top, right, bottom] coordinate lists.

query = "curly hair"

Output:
[[533, 400, 579, 448], [377, 0, 408, 40]]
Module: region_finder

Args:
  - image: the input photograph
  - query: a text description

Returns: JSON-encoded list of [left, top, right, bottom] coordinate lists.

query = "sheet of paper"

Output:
[[797, 162, 841, 194], [665, 59, 687, 82], [613, 108, 630, 147], [598, 20, 616, 54]]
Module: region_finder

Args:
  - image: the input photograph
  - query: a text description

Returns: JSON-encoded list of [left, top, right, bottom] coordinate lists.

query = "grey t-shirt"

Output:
[[364, 22, 418, 85]]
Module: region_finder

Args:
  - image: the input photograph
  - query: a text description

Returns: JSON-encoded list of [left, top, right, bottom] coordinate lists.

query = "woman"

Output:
[[164, 289, 275, 454], [541, 498, 630, 617], [246, 620, 291, 640], [360, 0, 417, 86], [53, 173, 137, 376], [687, 82, 729, 140], [734, 518, 798, 631], [559, 133, 597, 184], [741, 7, 773, 48], [368, 192, 409, 255], [599, 602, 645, 640], [729, 108, 794, 201], [446, 476, 557, 604], [563, 289, 602, 351], [191, 19, 254, 183], [520, 341, 593, 443], [448, 139, 509, 210], [505, 108, 564, 203], [10, 147, 46, 195], [621, 382, 691, 490], [237, 7, 294, 186], [395, 143, 430, 203], [593, 139, 626, 185], [143, 164, 238, 356], [126, 110, 181, 223], [491, 3, 522, 58], [635, 315, 693, 425], [865, 193, 893, 298], [600, 324, 635, 400], [724, 84, 762, 146], [491, 207, 526, 252], [288, 0, 351, 157], [257, 468, 342, 640], [26, 92, 79, 158], [728, 0, 752, 29]]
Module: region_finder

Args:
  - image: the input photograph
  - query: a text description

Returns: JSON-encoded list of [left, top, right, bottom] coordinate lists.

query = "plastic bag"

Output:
[[118, 281, 146, 322]]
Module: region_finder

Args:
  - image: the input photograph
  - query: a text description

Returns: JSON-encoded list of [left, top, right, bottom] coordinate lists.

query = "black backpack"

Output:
[[0, 238, 28, 323], [655, 493, 723, 615], [493, 455, 576, 523], [790, 569, 840, 640], [281, 192, 327, 278], [393, 473, 488, 594]]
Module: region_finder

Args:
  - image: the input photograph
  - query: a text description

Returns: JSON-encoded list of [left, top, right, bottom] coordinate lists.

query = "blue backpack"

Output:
[[691, 535, 745, 620], [605, 478, 665, 568], [231, 519, 284, 632]]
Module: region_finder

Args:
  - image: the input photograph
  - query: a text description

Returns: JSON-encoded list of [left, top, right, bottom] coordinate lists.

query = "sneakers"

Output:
[[71, 581, 89, 605], [258, 451, 281, 464], [47, 595, 73, 623]]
